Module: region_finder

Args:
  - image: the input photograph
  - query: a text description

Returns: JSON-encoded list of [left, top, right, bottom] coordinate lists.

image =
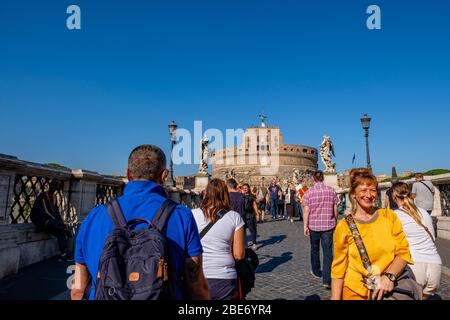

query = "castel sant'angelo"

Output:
[[211, 116, 318, 187]]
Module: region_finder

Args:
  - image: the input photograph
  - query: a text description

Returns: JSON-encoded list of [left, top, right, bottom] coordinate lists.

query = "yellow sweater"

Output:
[[331, 208, 413, 299]]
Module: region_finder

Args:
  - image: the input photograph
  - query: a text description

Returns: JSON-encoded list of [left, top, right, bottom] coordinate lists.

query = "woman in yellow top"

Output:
[[331, 168, 413, 300]]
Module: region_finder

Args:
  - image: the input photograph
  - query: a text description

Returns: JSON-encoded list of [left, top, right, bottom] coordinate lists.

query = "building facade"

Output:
[[211, 121, 318, 187]]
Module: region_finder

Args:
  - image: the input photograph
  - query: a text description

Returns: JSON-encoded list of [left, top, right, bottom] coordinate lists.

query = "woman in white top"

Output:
[[392, 182, 442, 299], [192, 179, 246, 300]]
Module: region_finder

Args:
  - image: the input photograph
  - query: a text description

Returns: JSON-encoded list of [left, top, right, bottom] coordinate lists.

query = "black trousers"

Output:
[[41, 219, 68, 254], [245, 216, 257, 245]]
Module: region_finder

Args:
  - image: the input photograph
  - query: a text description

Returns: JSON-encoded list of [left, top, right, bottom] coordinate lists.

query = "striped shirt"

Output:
[[303, 182, 338, 232]]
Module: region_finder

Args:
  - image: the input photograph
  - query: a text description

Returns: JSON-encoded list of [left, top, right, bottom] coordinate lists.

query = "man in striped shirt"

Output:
[[303, 170, 338, 290]]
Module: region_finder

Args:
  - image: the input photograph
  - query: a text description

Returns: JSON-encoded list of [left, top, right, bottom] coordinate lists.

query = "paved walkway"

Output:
[[0, 257, 72, 300], [1, 218, 449, 300], [247, 218, 450, 300]]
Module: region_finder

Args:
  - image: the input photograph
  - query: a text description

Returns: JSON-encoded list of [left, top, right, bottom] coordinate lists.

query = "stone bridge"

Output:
[[0, 154, 201, 280]]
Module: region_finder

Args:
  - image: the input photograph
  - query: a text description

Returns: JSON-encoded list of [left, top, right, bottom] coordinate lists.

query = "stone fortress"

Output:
[[211, 116, 318, 187]]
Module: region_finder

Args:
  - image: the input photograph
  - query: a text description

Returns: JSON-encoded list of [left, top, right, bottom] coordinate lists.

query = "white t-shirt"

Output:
[[394, 207, 442, 265], [192, 208, 245, 280]]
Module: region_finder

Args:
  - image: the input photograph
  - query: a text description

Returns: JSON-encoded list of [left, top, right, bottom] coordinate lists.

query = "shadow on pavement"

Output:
[[256, 252, 293, 273], [257, 235, 287, 250]]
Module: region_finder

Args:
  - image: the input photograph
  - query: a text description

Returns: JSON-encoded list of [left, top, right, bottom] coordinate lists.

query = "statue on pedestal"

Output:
[[320, 135, 336, 174], [224, 168, 235, 180], [292, 168, 300, 184], [199, 135, 210, 174]]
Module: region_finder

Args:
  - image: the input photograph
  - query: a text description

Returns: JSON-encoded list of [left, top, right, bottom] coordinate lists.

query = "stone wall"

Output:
[[0, 154, 201, 280]]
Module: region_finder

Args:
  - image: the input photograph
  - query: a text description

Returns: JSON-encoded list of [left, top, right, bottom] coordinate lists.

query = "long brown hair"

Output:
[[349, 168, 379, 215], [392, 182, 423, 226], [200, 178, 231, 223]]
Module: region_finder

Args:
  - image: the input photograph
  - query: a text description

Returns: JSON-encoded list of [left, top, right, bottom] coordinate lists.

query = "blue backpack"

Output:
[[94, 198, 178, 300]]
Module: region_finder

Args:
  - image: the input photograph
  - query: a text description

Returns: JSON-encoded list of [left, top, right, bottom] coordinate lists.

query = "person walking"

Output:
[[267, 179, 281, 219], [192, 179, 246, 300], [392, 182, 442, 300], [227, 178, 244, 220], [337, 194, 347, 216], [385, 178, 400, 211], [256, 186, 266, 223], [411, 173, 435, 215], [71, 145, 209, 300], [277, 189, 285, 219], [303, 170, 338, 290], [298, 183, 309, 221], [285, 183, 296, 223], [331, 169, 413, 300], [242, 183, 259, 251]]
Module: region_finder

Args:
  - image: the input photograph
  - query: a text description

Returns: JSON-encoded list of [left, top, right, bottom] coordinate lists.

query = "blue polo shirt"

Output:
[[75, 181, 203, 300]]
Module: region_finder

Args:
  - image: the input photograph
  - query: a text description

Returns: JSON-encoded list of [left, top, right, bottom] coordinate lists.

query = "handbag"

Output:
[[345, 214, 423, 300]]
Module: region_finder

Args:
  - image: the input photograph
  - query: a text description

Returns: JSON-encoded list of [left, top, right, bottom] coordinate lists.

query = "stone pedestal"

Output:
[[194, 173, 210, 191], [324, 173, 339, 190]]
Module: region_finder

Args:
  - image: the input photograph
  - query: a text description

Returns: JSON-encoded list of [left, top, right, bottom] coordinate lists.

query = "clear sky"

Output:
[[1, 0, 449, 177]]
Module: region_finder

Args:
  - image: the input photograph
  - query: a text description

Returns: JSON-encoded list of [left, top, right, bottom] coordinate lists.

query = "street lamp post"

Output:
[[360, 114, 372, 171], [167, 120, 178, 187]]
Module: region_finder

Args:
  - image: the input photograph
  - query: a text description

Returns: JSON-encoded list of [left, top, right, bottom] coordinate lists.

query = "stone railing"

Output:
[[335, 173, 450, 240], [0, 154, 201, 280]]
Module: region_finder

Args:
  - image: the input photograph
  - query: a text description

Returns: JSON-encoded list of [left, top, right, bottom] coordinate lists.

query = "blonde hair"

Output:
[[349, 168, 379, 215], [392, 182, 423, 226]]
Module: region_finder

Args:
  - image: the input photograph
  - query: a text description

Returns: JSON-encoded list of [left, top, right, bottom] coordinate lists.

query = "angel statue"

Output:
[[292, 168, 300, 184], [225, 168, 236, 180], [199, 135, 210, 174], [320, 135, 336, 174]]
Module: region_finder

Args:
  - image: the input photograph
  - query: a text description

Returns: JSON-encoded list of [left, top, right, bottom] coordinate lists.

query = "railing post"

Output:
[[0, 171, 15, 225]]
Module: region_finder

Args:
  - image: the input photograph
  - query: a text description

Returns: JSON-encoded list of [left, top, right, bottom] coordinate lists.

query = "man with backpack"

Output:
[[71, 145, 210, 300]]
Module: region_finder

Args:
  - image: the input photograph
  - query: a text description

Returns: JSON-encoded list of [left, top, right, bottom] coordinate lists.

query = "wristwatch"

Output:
[[384, 272, 397, 283]]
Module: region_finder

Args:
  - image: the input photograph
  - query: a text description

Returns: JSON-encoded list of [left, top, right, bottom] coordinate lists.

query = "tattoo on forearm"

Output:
[[186, 260, 200, 283]]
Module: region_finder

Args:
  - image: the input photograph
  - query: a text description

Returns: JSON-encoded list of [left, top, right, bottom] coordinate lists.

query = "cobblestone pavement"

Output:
[[246, 218, 450, 300]]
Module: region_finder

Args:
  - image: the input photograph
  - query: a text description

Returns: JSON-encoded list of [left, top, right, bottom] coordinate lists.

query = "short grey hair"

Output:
[[128, 145, 166, 181]]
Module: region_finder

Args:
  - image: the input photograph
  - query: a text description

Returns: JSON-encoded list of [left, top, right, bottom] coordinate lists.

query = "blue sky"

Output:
[[0, 0, 449, 177]]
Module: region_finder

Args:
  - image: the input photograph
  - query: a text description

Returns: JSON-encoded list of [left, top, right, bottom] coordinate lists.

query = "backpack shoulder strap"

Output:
[[152, 199, 178, 232], [420, 181, 434, 195], [200, 209, 228, 239], [105, 199, 127, 228], [398, 208, 435, 243]]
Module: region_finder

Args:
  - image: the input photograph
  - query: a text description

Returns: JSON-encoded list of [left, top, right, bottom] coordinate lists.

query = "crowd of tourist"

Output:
[[27, 143, 441, 301]]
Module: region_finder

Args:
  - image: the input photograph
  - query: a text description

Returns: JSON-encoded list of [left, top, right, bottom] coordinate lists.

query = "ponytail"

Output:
[[392, 182, 423, 226]]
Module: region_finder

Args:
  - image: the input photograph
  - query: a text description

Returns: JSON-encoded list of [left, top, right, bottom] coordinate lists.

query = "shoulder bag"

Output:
[[397, 208, 435, 243]]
